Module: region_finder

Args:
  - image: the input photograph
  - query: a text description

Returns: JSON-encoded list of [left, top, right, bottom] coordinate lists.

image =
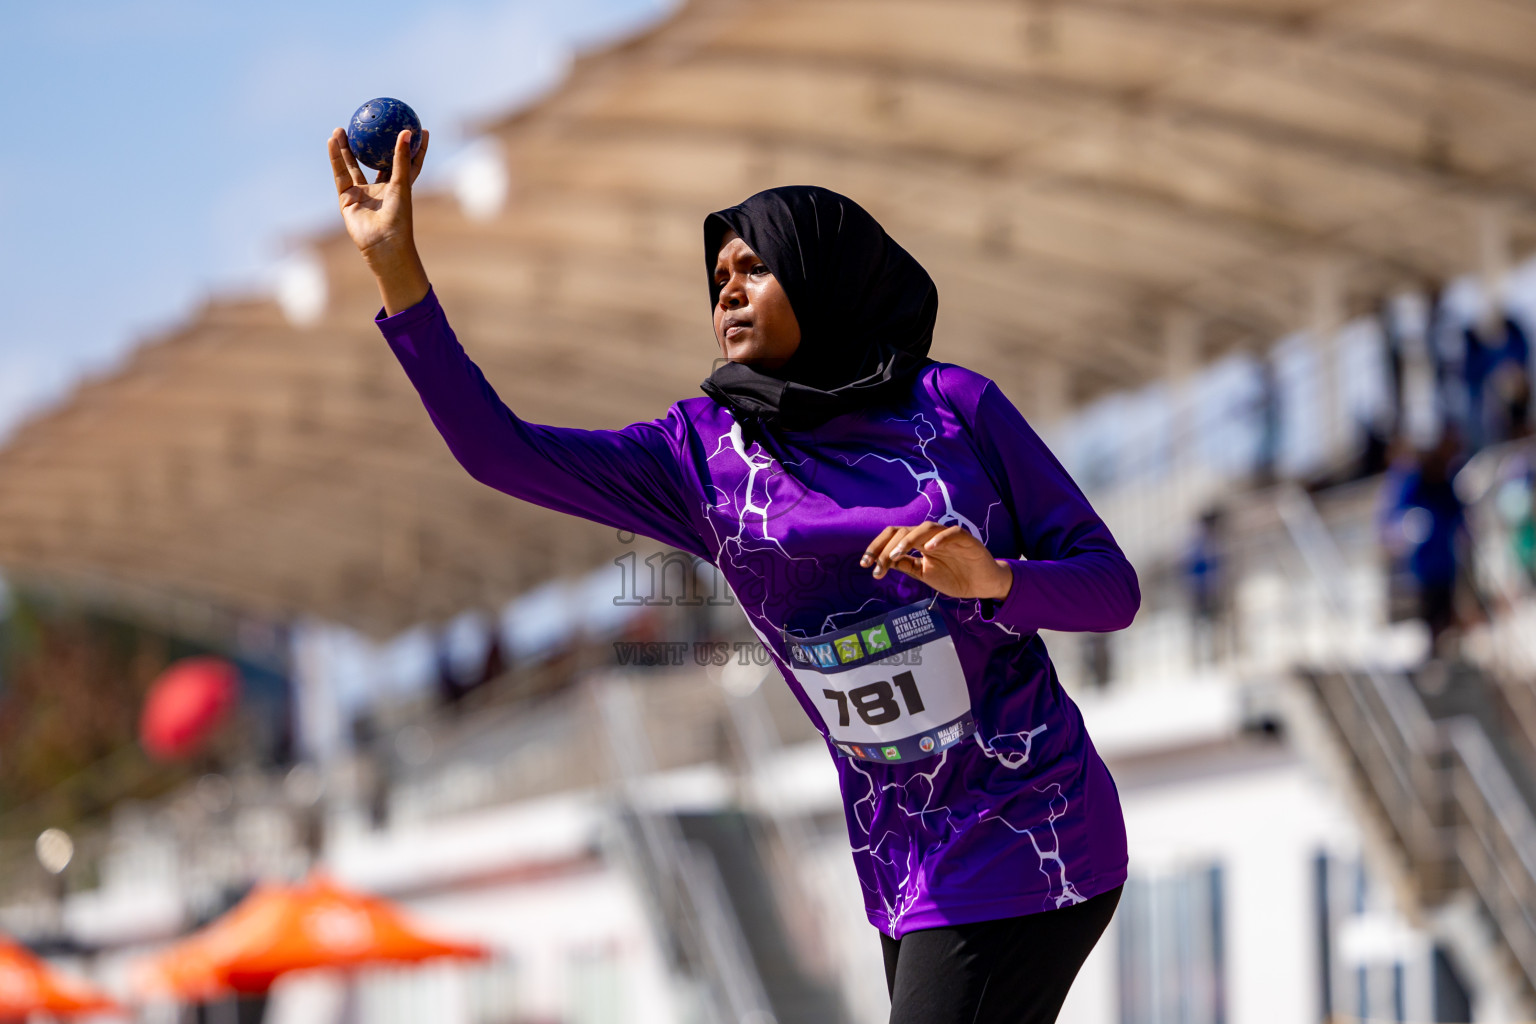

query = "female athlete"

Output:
[[328, 126, 1139, 1024]]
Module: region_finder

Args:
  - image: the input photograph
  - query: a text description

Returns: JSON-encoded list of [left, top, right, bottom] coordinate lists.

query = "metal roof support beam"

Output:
[[1162, 308, 1202, 478], [1478, 201, 1515, 313], [1309, 258, 1350, 466]]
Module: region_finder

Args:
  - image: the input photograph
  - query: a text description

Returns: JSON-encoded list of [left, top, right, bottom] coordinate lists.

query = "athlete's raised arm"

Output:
[[326, 128, 709, 559]]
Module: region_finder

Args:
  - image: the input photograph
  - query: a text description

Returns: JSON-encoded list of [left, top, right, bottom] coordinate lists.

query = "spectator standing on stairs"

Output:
[[1381, 432, 1468, 658], [1185, 507, 1229, 667], [1461, 311, 1530, 452]]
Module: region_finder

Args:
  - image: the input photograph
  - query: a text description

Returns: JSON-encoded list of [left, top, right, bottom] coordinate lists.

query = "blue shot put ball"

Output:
[[346, 98, 422, 172]]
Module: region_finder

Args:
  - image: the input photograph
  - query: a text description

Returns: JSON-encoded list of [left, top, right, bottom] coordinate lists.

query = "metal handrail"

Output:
[[1445, 719, 1536, 989], [1452, 438, 1536, 757], [722, 677, 839, 978], [1276, 486, 1457, 887], [1276, 484, 1536, 1003], [595, 675, 778, 1024]]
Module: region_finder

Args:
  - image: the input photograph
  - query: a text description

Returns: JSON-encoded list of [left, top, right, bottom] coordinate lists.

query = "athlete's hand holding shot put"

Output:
[[328, 126, 430, 315], [333, 122, 1138, 1023]]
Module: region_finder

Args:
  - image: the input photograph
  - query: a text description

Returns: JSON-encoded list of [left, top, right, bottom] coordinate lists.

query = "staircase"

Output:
[[679, 812, 845, 1024], [593, 675, 848, 1024], [1275, 487, 1536, 1018]]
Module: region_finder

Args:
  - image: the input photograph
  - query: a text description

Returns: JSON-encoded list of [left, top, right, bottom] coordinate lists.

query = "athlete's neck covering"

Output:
[[699, 186, 938, 431]]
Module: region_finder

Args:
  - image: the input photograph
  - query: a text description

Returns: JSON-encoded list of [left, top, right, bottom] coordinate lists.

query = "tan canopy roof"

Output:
[[4, 0, 1536, 634]]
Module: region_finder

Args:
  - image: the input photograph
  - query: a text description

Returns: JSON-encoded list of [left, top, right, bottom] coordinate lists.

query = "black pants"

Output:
[[881, 886, 1122, 1024]]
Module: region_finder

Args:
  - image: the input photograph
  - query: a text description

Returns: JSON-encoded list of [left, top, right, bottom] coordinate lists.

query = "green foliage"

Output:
[[0, 590, 195, 835]]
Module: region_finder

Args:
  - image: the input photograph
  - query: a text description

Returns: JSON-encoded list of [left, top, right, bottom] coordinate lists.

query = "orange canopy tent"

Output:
[[0, 936, 121, 1020], [134, 882, 294, 1001], [137, 875, 487, 998]]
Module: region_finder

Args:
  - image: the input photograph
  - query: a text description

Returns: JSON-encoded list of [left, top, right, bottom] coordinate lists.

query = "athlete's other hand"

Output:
[[328, 127, 431, 315], [860, 522, 1013, 601]]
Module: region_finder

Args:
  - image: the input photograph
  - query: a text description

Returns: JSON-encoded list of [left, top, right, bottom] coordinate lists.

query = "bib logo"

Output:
[[937, 721, 968, 746], [892, 608, 936, 643], [861, 623, 892, 654], [811, 643, 839, 668], [834, 635, 864, 663], [882, 746, 901, 760], [918, 735, 936, 753]]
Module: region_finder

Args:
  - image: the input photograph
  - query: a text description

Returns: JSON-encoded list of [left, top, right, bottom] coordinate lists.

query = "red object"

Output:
[[139, 657, 240, 761], [135, 875, 488, 998], [0, 935, 122, 1019]]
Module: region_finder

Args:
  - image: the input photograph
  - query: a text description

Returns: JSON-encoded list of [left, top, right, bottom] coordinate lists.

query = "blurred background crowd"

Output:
[[5, 1, 1536, 1023]]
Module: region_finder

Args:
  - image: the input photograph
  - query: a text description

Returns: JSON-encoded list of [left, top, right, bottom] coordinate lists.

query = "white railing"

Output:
[[1276, 485, 1536, 1011], [595, 676, 778, 1024]]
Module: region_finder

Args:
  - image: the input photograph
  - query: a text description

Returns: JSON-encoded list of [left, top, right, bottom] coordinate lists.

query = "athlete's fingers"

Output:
[[887, 523, 945, 566], [894, 523, 953, 576], [879, 523, 943, 577], [330, 131, 365, 192], [873, 526, 918, 578], [860, 526, 901, 568], [872, 528, 908, 576], [408, 128, 430, 184], [379, 129, 412, 188], [903, 521, 949, 547], [905, 522, 951, 549], [334, 129, 369, 188], [887, 548, 927, 576], [884, 525, 926, 564], [922, 524, 968, 552], [328, 132, 356, 196]]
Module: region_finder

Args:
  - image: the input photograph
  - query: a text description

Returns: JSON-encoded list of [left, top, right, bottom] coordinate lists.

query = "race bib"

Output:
[[787, 601, 976, 764]]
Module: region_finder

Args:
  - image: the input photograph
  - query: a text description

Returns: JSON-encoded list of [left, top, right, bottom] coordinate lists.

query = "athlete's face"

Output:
[[713, 231, 802, 369]]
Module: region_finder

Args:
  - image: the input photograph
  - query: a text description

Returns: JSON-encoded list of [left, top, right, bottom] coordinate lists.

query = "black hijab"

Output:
[[699, 186, 938, 431]]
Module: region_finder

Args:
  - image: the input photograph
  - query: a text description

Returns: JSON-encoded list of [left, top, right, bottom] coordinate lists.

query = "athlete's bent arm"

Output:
[[327, 128, 709, 558], [857, 374, 1138, 629], [969, 378, 1140, 634]]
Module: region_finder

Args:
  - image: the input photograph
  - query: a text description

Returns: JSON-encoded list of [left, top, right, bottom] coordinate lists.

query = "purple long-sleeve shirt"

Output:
[[378, 289, 1137, 936]]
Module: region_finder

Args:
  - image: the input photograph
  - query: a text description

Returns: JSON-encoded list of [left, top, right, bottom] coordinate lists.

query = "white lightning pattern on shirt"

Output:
[[702, 421, 818, 624], [835, 412, 985, 537], [703, 409, 1080, 930], [844, 751, 956, 930], [835, 413, 1020, 641], [979, 782, 1087, 909], [975, 723, 1049, 770]]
